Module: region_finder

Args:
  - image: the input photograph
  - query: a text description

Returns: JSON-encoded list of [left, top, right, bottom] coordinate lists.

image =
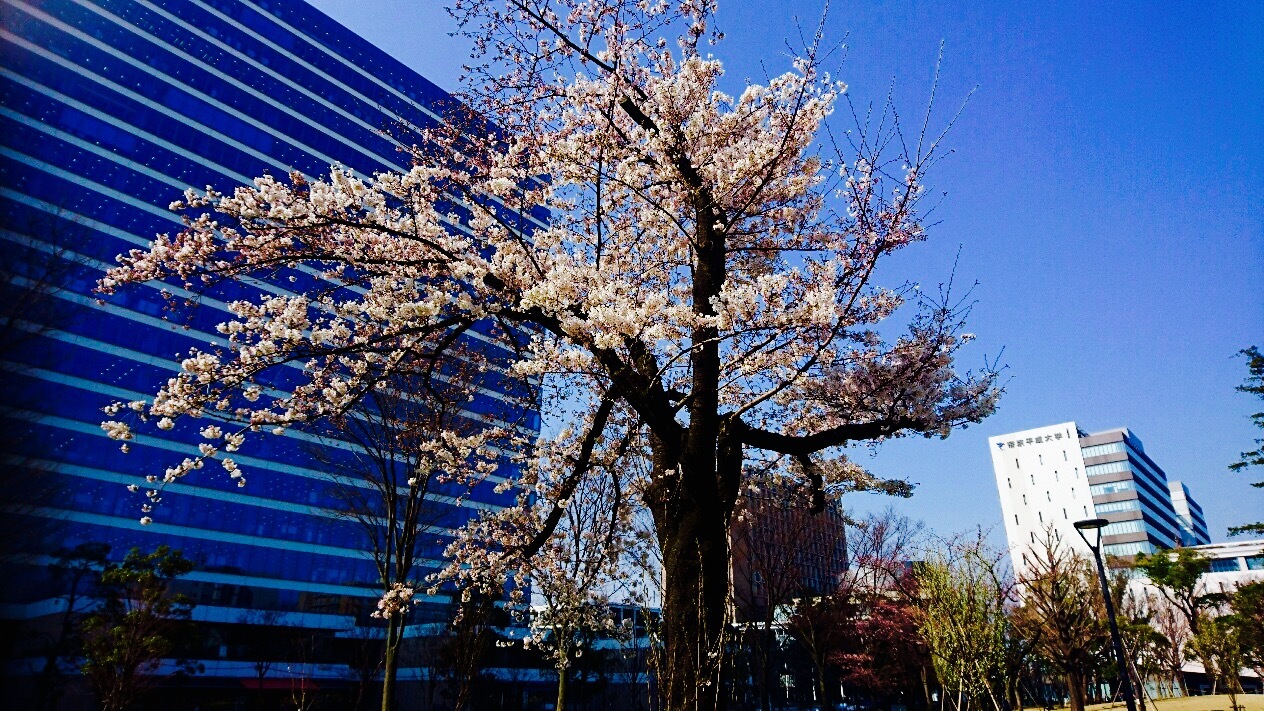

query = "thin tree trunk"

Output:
[[814, 656, 828, 710], [1066, 670, 1086, 711], [759, 617, 775, 711], [382, 614, 401, 711], [1129, 659, 1148, 711], [556, 660, 569, 711]]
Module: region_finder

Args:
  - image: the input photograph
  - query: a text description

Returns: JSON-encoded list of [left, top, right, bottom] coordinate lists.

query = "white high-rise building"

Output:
[[990, 422, 1198, 578]]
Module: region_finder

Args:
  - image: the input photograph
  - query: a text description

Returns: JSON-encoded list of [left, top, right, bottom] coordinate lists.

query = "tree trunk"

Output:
[[655, 494, 732, 711], [1066, 670, 1087, 711], [382, 615, 401, 711], [557, 662, 569, 711], [814, 657, 828, 710], [759, 617, 775, 711]]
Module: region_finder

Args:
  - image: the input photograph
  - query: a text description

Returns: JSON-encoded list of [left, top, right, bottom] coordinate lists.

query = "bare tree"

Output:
[[783, 507, 925, 708], [730, 480, 845, 709], [1013, 533, 1106, 711], [1150, 594, 1191, 696], [0, 211, 93, 361], [0, 212, 94, 543], [32, 543, 111, 711], [845, 507, 925, 597], [311, 375, 479, 711], [439, 592, 502, 711]]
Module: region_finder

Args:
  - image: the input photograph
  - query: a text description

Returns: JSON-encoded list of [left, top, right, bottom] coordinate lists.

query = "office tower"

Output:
[[990, 422, 1194, 577], [0, 0, 534, 700], [729, 483, 848, 622], [1168, 480, 1211, 546]]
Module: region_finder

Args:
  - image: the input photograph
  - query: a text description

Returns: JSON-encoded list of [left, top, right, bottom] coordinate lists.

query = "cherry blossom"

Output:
[[97, 2, 999, 708]]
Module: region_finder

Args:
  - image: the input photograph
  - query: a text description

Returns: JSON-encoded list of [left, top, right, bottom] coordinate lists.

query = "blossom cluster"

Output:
[[372, 582, 418, 620]]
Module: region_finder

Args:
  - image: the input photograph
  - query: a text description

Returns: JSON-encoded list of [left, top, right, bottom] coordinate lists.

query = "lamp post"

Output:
[[1074, 518, 1138, 711]]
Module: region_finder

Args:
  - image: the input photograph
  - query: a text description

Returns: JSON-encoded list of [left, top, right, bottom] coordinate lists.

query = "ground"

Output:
[[1087, 695, 1264, 711]]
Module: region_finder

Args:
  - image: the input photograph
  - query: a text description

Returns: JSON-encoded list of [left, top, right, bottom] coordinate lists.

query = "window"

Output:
[[1086, 461, 1130, 477], [1063, 508, 1067, 519], [1083, 506, 1089, 516], [1096, 499, 1141, 514], [1063, 450, 1068, 461], [1081, 441, 1126, 459], [1022, 494, 1027, 504], [1014, 514, 1019, 526], [1016, 458, 1020, 468], [1209, 559, 1242, 573], [1091, 480, 1136, 496], [1007, 477, 1011, 489], [1102, 519, 1146, 536], [1046, 491, 1051, 502], [1247, 556, 1264, 571], [1039, 454, 1043, 465], [1038, 511, 1043, 523], [1030, 474, 1035, 485], [1054, 470, 1059, 481], [1103, 541, 1156, 557]]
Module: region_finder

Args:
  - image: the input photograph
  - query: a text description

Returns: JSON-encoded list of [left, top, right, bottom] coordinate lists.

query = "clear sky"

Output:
[[307, 0, 1263, 542]]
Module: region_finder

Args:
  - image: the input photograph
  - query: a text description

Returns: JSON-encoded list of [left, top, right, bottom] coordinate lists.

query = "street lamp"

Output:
[[1074, 518, 1138, 711]]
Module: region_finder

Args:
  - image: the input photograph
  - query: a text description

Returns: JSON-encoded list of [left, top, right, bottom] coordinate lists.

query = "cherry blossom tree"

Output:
[[460, 402, 642, 708], [314, 374, 481, 711], [96, 2, 999, 707], [468, 415, 638, 711]]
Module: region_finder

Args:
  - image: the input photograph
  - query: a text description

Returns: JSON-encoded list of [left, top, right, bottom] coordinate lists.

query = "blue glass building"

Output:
[[0, 0, 539, 702]]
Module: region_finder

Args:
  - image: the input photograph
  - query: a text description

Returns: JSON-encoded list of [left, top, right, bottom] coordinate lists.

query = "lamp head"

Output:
[[1074, 518, 1109, 532]]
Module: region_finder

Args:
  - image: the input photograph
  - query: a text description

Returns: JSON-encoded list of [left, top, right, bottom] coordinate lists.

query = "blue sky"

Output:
[[308, 0, 1263, 542]]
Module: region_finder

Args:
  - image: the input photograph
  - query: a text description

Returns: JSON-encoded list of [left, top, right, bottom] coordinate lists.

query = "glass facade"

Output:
[[1103, 541, 1156, 558], [1079, 441, 1126, 459], [1169, 480, 1211, 546], [0, 0, 533, 619], [1081, 432, 1183, 552], [1094, 499, 1141, 514]]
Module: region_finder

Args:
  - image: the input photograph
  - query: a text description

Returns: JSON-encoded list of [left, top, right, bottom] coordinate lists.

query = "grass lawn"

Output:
[[1086, 695, 1264, 711]]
